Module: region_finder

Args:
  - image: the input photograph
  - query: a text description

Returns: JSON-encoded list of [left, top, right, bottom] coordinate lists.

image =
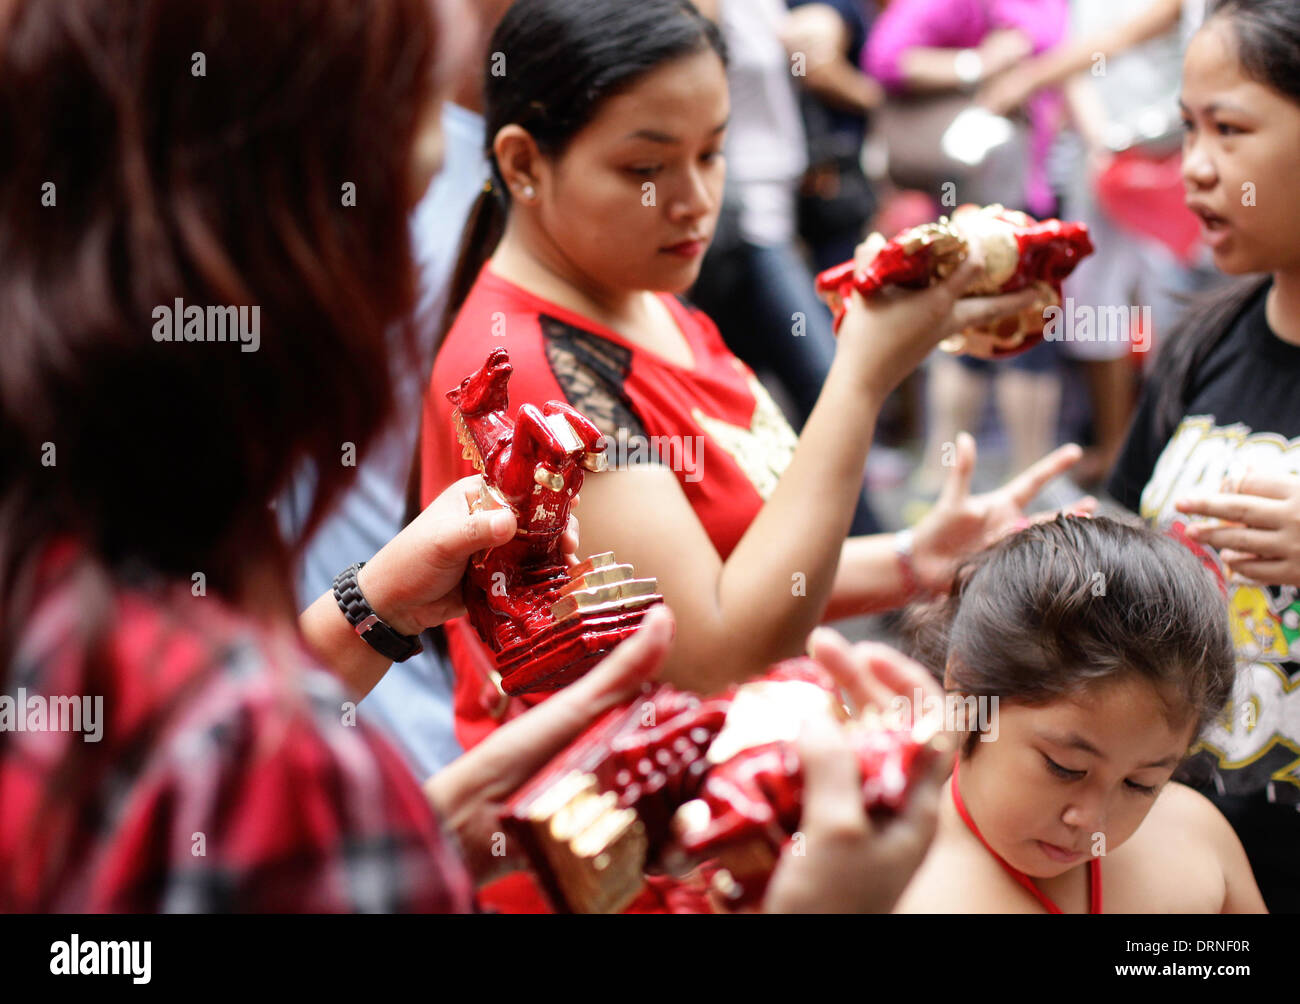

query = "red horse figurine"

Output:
[[448, 348, 663, 695], [504, 658, 943, 913], [815, 203, 1094, 358]]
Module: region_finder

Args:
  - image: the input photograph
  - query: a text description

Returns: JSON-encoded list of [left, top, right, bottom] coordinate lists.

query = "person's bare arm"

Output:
[[781, 4, 883, 114], [822, 534, 910, 622], [898, 29, 1032, 94], [574, 384, 879, 692], [806, 58, 885, 115], [1220, 837, 1268, 913], [1200, 798, 1269, 914], [1064, 74, 1110, 152], [979, 0, 1180, 114], [299, 588, 419, 701], [1154, 783, 1267, 914], [574, 246, 1040, 693]]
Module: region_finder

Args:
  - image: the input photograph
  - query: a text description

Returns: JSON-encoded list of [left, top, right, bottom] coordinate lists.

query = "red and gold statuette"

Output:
[[815, 203, 1094, 358], [503, 658, 944, 913], [447, 348, 662, 695]]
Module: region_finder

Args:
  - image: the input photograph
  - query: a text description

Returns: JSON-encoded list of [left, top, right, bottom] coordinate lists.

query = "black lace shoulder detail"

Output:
[[540, 316, 663, 468], [540, 316, 642, 437]]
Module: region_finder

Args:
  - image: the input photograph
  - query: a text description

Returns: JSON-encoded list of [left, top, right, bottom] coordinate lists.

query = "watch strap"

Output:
[[332, 561, 423, 663]]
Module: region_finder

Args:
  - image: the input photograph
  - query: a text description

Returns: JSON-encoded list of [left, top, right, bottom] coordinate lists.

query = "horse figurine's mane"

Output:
[[447, 346, 514, 477]]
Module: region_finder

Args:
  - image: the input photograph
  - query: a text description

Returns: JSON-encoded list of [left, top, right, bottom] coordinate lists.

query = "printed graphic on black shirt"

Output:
[[1139, 415, 1300, 808]]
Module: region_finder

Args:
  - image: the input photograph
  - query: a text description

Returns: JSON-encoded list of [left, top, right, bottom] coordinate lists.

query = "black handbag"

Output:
[[796, 92, 876, 246]]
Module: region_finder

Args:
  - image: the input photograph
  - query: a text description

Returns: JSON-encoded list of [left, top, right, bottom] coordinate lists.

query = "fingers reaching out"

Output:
[[1005, 442, 1083, 508], [762, 676, 948, 913], [807, 629, 942, 724], [936, 431, 977, 510]]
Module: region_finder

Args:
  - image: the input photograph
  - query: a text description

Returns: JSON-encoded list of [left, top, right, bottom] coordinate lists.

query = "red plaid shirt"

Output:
[[0, 544, 476, 912]]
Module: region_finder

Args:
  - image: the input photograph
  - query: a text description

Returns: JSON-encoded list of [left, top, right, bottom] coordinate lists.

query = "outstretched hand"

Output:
[[1178, 471, 1300, 587], [911, 433, 1097, 594], [762, 631, 950, 913]]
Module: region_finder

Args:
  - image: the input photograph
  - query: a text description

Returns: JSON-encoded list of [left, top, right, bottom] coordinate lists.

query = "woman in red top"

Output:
[[424, 0, 1090, 752]]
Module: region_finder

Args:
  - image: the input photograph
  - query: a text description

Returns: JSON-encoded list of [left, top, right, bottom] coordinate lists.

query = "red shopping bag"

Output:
[[1095, 149, 1201, 264]]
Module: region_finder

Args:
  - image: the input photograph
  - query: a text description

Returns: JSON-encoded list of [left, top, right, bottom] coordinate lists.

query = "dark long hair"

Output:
[[0, 0, 445, 902], [437, 0, 726, 345], [905, 516, 1235, 757], [1152, 0, 1300, 439], [0, 0, 444, 609]]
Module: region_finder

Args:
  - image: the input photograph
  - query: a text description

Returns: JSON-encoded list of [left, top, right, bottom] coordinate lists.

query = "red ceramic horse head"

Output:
[[447, 346, 512, 417]]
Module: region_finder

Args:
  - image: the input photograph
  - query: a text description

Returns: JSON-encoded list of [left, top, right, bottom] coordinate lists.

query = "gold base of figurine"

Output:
[[516, 769, 650, 915]]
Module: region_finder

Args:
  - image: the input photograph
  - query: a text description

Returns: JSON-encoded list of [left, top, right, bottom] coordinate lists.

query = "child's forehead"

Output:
[[1182, 18, 1258, 104], [1005, 678, 1196, 753]]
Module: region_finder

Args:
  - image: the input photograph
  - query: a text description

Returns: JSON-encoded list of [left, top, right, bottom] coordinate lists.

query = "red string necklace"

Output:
[[950, 758, 1102, 914]]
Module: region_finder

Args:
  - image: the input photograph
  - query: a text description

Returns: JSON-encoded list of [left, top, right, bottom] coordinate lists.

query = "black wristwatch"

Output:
[[332, 561, 423, 663]]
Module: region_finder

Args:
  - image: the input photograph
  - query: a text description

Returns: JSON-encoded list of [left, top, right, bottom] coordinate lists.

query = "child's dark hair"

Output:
[[905, 516, 1235, 757], [1208, 0, 1300, 101], [438, 0, 726, 344], [1154, 0, 1300, 440]]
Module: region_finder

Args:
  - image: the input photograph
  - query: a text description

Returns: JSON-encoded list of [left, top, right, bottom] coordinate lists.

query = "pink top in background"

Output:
[[866, 0, 1067, 91], [865, 0, 1069, 216]]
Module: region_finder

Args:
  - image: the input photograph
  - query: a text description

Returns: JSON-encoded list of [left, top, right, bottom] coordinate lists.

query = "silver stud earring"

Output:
[[522, 184, 536, 200]]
